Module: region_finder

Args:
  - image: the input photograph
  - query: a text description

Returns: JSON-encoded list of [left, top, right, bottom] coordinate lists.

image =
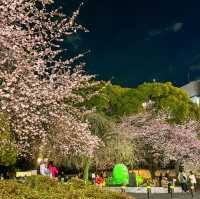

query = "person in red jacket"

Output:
[[48, 161, 59, 178], [95, 174, 104, 189]]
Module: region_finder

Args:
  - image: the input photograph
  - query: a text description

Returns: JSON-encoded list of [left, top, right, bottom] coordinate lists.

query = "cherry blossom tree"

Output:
[[120, 111, 200, 177], [0, 0, 100, 159]]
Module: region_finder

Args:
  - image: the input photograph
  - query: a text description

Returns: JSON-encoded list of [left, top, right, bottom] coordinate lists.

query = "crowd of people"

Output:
[[178, 170, 197, 192], [39, 160, 106, 186], [157, 170, 197, 193], [39, 160, 198, 193]]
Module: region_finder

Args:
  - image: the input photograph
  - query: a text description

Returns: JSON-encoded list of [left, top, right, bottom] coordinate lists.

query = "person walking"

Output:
[[178, 170, 188, 192]]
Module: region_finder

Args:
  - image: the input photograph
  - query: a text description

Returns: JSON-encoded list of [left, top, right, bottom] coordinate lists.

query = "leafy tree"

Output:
[[86, 82, 200, 123], [137, 82, 200, 123], [81, 113, 114, 180], [85, 83, 142, 120], [86, 113, 115, 143], [86, 113, 134, 171], [0, 113, 16, 166], [92, 130, 135, 171]]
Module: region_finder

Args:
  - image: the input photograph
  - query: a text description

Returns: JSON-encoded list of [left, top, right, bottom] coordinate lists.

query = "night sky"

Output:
[[55, 0, 200, 87]]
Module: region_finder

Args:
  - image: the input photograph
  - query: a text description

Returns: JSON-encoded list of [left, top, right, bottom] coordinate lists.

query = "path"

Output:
[[129, 192, 199, 199]]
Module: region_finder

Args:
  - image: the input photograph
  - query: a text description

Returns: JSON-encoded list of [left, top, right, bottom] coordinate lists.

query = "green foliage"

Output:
[[86, 113, 115, 143], [85, 81, 200, 123], [85, 112, 135, 170], [0, 113, 16, 166], [93, 130, 135, 171], [0, 176, 134, 199], [83, 157, 90, 181], [137, 82, 200, 123], [85, 83, 142, 120]]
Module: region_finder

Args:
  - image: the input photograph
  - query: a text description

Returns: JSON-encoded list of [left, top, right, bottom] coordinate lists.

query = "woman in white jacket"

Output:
[[39, 160, 49, 176], [188, 171, 197, 192]]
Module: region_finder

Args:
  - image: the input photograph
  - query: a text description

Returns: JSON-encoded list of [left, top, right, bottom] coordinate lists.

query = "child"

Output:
[[95, 174, 104, 190]]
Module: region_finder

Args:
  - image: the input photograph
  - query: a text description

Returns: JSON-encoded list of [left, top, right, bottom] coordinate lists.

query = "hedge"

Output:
[[0, 176, 134, 199]]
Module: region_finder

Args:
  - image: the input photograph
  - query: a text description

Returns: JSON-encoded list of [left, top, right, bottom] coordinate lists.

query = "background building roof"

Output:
[[181, 80, 200, 97]]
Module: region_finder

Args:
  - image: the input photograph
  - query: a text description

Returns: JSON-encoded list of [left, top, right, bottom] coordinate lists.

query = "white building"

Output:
[[181, 80, 200, 106]]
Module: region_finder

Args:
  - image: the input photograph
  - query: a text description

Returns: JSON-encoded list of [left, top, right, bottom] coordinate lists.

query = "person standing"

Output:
[[48, 161, 59, 178], [91, 172, 96, 184], [178, 170, 188, 192], [95, 174, 104, 189], [40, 160, 49, 176], [164, 172, 171, 193], [159, 173, 163, 187], [188, 171, 197, 192]]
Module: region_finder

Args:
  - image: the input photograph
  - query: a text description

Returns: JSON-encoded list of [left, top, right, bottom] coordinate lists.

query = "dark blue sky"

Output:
[[55, 0, 200, 87]]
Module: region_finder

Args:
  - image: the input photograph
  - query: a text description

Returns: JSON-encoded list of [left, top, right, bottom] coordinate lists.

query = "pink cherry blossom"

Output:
[[0, 0, 100, 159], [121, 111, 200, 170]]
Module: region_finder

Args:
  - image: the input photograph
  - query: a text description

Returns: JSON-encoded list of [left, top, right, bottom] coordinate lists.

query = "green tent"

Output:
[[112, 164, 129, 185]]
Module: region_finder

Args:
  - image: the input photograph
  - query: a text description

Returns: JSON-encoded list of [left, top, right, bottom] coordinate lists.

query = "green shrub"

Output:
[[0, 176, 134, 199], [105, 177, 113, 186], [0, 113, 16, 166]]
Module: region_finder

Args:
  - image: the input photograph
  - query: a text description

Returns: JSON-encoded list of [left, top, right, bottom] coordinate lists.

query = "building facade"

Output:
[[181, 80, 200, 106]]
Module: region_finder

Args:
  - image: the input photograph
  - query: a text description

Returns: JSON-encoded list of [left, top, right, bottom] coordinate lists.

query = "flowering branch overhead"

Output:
[[0, 0, 100, 158]]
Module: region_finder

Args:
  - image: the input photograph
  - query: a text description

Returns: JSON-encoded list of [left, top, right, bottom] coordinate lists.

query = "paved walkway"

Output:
[[107, 187, 182, 193], [129, 192, 199, 199]]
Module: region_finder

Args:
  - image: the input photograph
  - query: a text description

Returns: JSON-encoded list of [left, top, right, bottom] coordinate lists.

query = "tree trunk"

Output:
[[83, 157, 90, 182], [149, 163, 156, 180], [150, 168, 156, 180], [175, 160, 182, 175]]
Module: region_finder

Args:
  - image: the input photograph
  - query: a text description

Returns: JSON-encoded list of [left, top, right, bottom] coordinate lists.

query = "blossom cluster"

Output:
[[0, 0, 100, 158], [121, 111, 200, 167]]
